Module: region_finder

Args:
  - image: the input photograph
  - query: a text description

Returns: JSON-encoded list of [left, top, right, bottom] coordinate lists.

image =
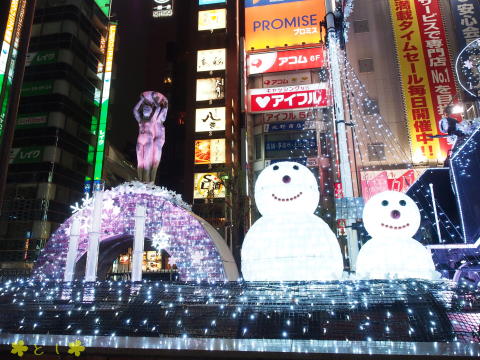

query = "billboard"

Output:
[[198, 9, 226, 31], [248, 83, 330, 112], [16, 113, 47, 129], [197, 48, 226, 72], [389, 0, 456, 163], [263, 71, 311, 87], [360, 169, 416, 201], [196, 77, 225, 101], [9, 146, 43, 164], [195, 107, 226, 132], [194, 138, 226, 164], [245, 0, 325, 51], [26, 50, 57, 66], [248, 47, 325, 75], [193, 172, 225, 199]]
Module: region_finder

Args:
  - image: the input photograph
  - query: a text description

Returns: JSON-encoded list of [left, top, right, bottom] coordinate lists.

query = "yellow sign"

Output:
[[389, 0, 442, 163], [105, 24, 117, 73], [244, 0, 324, 51], [193, 172, 225, 199], [198, 9, 227, 31], [4, 0, 20, 45]]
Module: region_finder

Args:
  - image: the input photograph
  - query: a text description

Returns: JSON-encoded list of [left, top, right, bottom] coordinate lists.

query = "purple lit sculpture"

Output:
[[33, 182, 238, 281]]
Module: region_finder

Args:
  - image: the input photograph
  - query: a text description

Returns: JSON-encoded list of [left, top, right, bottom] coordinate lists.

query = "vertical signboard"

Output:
[[93, 23, 117, 181], [0, 0, 26, 143], [244, 0, 325, 50], [450, 0, 480, 49], [389, 0, 453, 163]]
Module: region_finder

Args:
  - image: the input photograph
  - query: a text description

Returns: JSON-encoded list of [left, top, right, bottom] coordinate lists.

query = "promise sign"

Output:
[[389, 0, 455, 163], [245, 0, 325, 51], [248, 83, 330, 113], [248, 47, 325, 75]]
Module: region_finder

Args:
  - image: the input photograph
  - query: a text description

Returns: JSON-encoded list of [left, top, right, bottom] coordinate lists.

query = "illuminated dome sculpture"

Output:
[[33, 182, 238, 281], [356, 191, 439, 280], [241, 161, 344, 281]]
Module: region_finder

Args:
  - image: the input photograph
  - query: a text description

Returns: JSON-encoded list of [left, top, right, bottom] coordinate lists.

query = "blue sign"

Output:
[[245, 0, 304, 7], [199, 0, 226, 5], [265, 138, 316, 151], [265, 121, 306, 132]]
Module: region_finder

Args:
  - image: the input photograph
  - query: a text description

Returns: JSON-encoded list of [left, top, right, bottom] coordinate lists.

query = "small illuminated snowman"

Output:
[[356, 191, 439, 280], [241, 161, 344, 281]]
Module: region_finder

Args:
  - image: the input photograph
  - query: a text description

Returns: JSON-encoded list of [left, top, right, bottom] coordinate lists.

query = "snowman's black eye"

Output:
[[381, 200, 389, 206], [399, 200, 406, 206], [273, 165, 279, 170], [293, 165, 299, 170]]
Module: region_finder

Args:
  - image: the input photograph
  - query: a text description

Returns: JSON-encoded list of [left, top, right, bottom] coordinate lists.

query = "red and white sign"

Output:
[[248, 83, 330, 113], [263, 71, 311, 88], [248, 47, 325, 75], [259, 109, 321, 124], [360, 169, 416, 201]]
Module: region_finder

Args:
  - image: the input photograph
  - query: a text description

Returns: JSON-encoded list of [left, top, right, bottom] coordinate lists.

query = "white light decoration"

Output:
[[356, 191, 439, 280], [241, 161, 344, 281]]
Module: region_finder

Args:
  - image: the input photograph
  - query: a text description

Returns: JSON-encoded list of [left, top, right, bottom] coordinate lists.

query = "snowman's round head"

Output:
[[363, 191, 420, 239], [254, 161, 319, 216]]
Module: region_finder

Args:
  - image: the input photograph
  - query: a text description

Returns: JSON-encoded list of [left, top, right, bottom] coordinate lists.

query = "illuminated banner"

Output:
[[195, 107, 226, 132], [389, 0, 447, 163], [248, 83, 330, 113], [153, 0, 173, 17], [95, 0, 111, 16], [265, 138, 317, 151], [262, 109, 320, 122], [361, 169, 416, 201], [194, 138, 226, 164], [93, 23, 117, 181], [198, 9, 226, 31], [196, 77, 225, 101], [25, 50, 57, 66], [199, 0, 226, 4], [248, 47, 325, 75], [414, 0, 458, 159], [9, 146, 43, 164], [264, 120, 315, 132], [16, 113, 47, 129], [245, 0, 325, 50], [263, 71, 311, 88], [193, 172, 225, 199], [197, 48, 226, 72]]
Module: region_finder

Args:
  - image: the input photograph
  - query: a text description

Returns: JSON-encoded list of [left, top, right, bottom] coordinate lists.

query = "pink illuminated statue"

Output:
[[133, 91, 168, 183]]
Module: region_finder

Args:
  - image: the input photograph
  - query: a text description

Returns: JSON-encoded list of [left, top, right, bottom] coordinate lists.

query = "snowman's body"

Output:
[[356, 191, 439, 280], [241, 162, 344, 281]]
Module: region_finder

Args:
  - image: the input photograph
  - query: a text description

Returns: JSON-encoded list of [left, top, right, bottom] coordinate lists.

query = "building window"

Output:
[[363, 98, 380, 115], [353, 19, 369, 33], [367, 143, 386, 161], [254, 135, 262, 160], [358, 58, 374, 73]]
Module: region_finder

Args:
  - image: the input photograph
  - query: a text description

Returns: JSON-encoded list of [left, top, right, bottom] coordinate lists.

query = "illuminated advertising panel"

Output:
[[248, 83, 330, 113], [197, 48, 226, 72], [93, 23, 117, 181], [263, 71, 311, 88], [248, 47, 325, 75], [360, 169, 416, 201], [94, 0, 111, 17], [199, 0, 226, 4], [153, 0, 173, 17], [195, 138, 226, 164], [198, 9, 226, 31], [245, 0, 325, 51], [195, 107, 226, 132], [262, 109, 320, 123], [0, 0, 26, 142], [196, 77, 224, 101], [193, 172, 225, 199]]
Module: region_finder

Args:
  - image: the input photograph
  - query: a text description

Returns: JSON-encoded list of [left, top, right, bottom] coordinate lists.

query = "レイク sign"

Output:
[[248, 83, 330, 113], [248, 47, 325, 75]]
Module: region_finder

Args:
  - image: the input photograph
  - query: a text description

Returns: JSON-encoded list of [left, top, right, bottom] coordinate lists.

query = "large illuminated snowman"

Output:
[[241, 161, 344, 281], [356, 191, 439, 279]]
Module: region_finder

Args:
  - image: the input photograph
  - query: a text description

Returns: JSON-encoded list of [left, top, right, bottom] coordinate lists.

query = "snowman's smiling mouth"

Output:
[[272, 192, 303, 202], [381, 222, 410, 230]]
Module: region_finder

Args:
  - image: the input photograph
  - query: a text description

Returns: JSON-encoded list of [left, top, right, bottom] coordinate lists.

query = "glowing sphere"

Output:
[[242, 162, 344, 281], [356, 191, 438, 280]]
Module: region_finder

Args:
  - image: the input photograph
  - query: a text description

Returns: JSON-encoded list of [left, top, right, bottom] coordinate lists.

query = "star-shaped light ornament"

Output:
[[464, 59, 474, 69]]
